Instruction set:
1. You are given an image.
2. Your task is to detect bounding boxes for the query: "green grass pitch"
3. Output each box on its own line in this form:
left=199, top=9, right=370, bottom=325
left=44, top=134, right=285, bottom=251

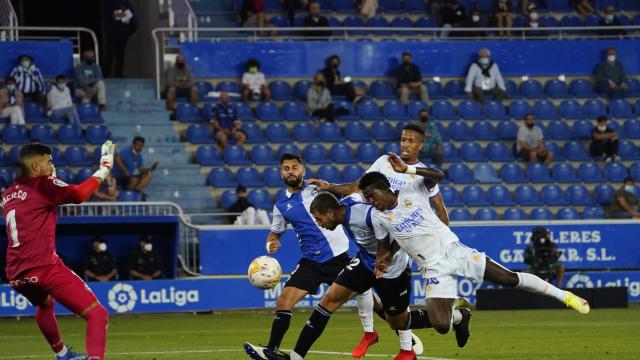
left=1, top=307, right=639, bottom=359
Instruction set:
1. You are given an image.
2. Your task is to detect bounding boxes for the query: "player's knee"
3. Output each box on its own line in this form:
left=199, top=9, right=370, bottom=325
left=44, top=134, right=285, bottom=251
left=502, top=271, right=519, bottom=287
left=85, top=303, right=109, bottom=326
left=319, top=292, right=344, bottom=312
left=275, top=295, right=294, bottom=310
left=432, top=317, right=451, bottom=334
left=384, top=314, right=406, bottom=330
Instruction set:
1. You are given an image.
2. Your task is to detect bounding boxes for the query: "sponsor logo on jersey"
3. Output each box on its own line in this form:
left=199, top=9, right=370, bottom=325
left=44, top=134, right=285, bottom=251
left=394, top=208, right=425, bottom=233
left=403, top=199, right=412, bottom=208
left=286, top=203, right=293, bottom=211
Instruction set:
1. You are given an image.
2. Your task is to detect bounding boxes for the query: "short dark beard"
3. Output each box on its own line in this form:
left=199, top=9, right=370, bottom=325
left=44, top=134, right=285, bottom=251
left=284, top=176, right=303, bottom=189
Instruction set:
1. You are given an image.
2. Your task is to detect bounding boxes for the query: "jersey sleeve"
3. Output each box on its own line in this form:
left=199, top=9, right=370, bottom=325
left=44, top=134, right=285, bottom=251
left=345, top=192, right=365, bottom=203
left=366, top=155, right=386, bottom=173
left=371, top=211, right=390, bottom=241
left=270, top=204, right=287, bottom=234
left=408, top=179, right=440, bottom=198
left=37, top=176, right=100, bottom=206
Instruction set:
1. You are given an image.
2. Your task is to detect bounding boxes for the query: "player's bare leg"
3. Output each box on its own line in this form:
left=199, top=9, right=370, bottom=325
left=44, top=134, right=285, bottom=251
left=427, top=297, right=471, bottom=347
left=483, top=257, right=590, bottom=314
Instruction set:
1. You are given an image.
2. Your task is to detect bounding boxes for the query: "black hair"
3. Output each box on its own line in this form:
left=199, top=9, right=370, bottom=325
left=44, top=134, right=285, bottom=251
left=18, top=143, right=52, bottom=175
left=4, top=76, right=16, bottom=83
left=327, top=55, right=340, bottom=66
left=624, top=176, right=635, bottom=184
left=140, top=234, right=152, bottom=243
left=310, top=192, right=341, bottom=214
left=236, top=185, right=248, bottom=193
left=18, top=54, right=33, bottom=62
left=246, top=58, right=260, bottom=70
left=133, top=136, right=145, bottom=144
left=402, top=52, right=412, bottom=58
left=55, top=74, right=66, bottom=82
left=596, top=115, right=608, bottom=123
left=358, top=171, right=391, bottom=191
left=91, top=235, right=105, bottom=243
left=280, top=152, right=303, bottom=164
left=402, top=123, right=425, bottom=138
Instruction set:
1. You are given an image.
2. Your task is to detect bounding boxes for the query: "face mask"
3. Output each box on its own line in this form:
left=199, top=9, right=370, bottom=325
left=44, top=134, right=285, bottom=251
left=403, top=60, right=411, bottom=65
left=530, top=12, right=539, bottom=20
left=332, top=63, right=339, bottom=69
left=316, top=80, right=325, bottom=87
left=420, top=115, right=428, bottom=123
left=607, top=55, right=616, bottom=63
left=605, top=14, right=614, bottom=22
left=176, top=62, right=185, bottom=69
left=144, top=243, right=153, bottom=252
left=625, top=185, right=635, bottom=193
left=85, top=58, right=95, bottom=65
left=57, top=83, right=66, bottom=91
left=98, top=243, right=107, bottom=252
left=530, top=21, right=539, bottom=28
left=472, top=15, right=480, bottom=22
left=248, top=66, right=258, bottom=74
left=526, top=123, right=535, bottom=129
left=479, top=57, right=490, bottom=66
left=597, top=125, right=607, bottom=131
left=21, top=60, right=31, bottom=68
left=6, top=84, right=15, bottom=91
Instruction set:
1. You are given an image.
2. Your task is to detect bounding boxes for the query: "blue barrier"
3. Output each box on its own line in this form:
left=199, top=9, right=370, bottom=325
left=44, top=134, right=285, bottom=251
left=181, top=39, right=640, bottom=78
left=199, top=223, right=640, bottom=275
left=0, top=41, right=74, bottom=78
left=1, top=270, right=638, bottom=316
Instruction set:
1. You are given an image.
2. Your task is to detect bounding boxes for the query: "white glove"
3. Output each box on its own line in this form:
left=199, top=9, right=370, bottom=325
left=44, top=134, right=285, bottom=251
left=93, top=140, right=115, bottom=181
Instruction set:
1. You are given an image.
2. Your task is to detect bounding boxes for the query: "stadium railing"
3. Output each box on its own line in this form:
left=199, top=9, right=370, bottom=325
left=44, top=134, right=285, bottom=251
left=0, top=0, right=18, bottom=41
left=167, top=0, right=198, bottom=42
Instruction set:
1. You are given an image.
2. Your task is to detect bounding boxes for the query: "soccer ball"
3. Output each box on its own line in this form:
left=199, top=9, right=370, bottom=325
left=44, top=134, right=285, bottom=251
left=248, top=256, right=282, bottom=289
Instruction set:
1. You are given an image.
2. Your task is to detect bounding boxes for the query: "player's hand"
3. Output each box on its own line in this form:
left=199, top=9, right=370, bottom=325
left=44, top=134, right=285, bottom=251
left=374, top=257, right=390, bottom=279
left=266, top=239, right=281, bottom=253
left=387, top=152, right=408, bottom=173
left=93, top=141, right=115, bottom=181
left=306, top=178, right=330, bottom=191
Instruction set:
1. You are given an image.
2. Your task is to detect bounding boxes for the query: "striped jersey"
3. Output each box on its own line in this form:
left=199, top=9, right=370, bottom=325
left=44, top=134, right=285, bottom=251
left=10, top=65, right=46, bottom=94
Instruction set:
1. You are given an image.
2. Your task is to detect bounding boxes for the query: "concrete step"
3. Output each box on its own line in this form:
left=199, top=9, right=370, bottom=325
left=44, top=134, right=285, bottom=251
left=104, top=110, right=169, bottom=123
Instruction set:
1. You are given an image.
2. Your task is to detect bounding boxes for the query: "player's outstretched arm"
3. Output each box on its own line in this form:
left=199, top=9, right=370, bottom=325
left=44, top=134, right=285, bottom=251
left=387, top=152, right=444, bottom=186
left=306, top=178, right=359, bottom=196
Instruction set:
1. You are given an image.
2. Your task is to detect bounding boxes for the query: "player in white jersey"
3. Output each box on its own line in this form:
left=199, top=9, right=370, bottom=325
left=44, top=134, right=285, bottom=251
left=359, top=155, right=590, bottom=344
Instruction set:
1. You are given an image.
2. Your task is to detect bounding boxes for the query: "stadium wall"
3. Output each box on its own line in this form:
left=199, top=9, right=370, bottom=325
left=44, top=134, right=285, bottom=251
left=0, top=40, right=74, bottom=78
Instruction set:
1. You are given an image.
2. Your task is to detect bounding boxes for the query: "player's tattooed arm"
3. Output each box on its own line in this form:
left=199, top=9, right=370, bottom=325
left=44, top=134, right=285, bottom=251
left=387, top=152, right=444, bottom=186
left=266, top=232, right=283, bottom=253
left=429, top=193, right=450, bottom=226
left=306, top=178, right=359, bottom=196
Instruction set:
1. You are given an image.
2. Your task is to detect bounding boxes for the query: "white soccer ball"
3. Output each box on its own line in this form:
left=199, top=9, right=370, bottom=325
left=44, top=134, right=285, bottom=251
left=248, top=256, right=282, bottom=289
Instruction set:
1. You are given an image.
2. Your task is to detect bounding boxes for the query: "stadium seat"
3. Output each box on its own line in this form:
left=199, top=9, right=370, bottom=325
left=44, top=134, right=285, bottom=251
left=483, top=101, right=509, bottom=120
left=458, top=100, right=483, bottom=120
left=367, top=17, right=392, bottom=35
left=631, top=163, right=640, bottom=180
left=594, top=184, right=615, bottom=205
left=77, top=103, right=103, bottom=123
left=369, top=80, right=395, bottom=100
left=415, top=16, right=438, bottom=34
left=487, top=185, right=515, bottom=206
left=624, top=119, right=640, bottom=139
left=609, top=99, right=635, bottom=119
left=263, top=167, right=282, bottom=187
left=527, top=163, right=553, bottom=183
left=405, top=0, right=426, bottom=12
left=545, top=79, right=570, bottom=98
left=500, top=163, right=527, bottom=183
left=0, top=167, right=15, bottom=185
left=391, top=16, right=414, bottom=31
left=625, top=78, right=640, bottom=96
left=557, top=207, right=581, bottom=220
left=545, top=120, right=571, bottom=140
left=584, top=99, right=608, bottom=118
left=256, top=101, right=281, bottom=121
left=292, top=123, right=319, bottom=143
left=605, top=162, right=628, bottom=182
left=520, top=80, right=545, bottom=99
left=568, top=184, right=593, bottom=205
left=223, top=145, right=251, bottom=165
left=382, top=143, right=401, bottom=155
left=282, top=101, right=308, bottom=121
left=442, top=142, right=460, bottom=162
left=461, top=142, right=487, bottom=162
left=248, top=189, right=273, bottom=210
left=317, top=165, right=343, bottom=183
left=371, top=121, right=396, bottom=141
left=579, top=163, right=605, bottom=182
left=2, top=124, right=29, bottom=144
left=24, top=102, right=47, bottom=123
left=539, top=15, right=560, bottom=27
left=29, top=124, right=57, bottom=144
left=50, top=146, right=66, bottom=166
left=449, top=208, right=472, bottom=221
left=503, top=208, right=526, bottom=220
left=447, top=121, right=474, bottom=141
left=237, top=167, right=264, bottom=187
left=241, top=123, right=266, bottom=144
left=439, top=186, right=462, bottom=206
left=585, top=14, right=602, bottom=26
left=504, top=79, right=521, bottom=99
left=383, top=100, right=410, bottom=121
left=569, top=79, right=597, bottom=98
left=318, top=122, right=345, bottom=142
left=448, top=164, right=475, bottom=184
left=607, top=120, right=623, bottom=137
left=509, top=100, right=531, bottom=120
left=194, top=81, right=214, bottom=101
left=472, top=121, right=497, bottom=140
left=187, top=124, right=213, bottom=144
left=530, top=207, right=552, bottom=220
left=572, top=120, right=594, bottom=140
left=200, top=102, right=215, bottom=121
left=487, top=142, right=514, bottom=162
left=7, top=146, right=20, bottom=165
left=331, top=143, right=357, bottom=164
left=277, top=144, right=300, bottom=160
left=209, top=168, right=237, bottom=187
left=357, top=100, right=384, bottom=120
left=176, top=103, right=200, bottom=123
left=58, top=125, right=85, bottom=145
left=431, top=101, right=456, bottom=120
left=343, top=165, right=365, bottom=183
left=216, top=81, right=241, bottom=94
left=73, top=168, right=94, bottom=184
left=220, top=190, right=237, bottom=209
left=117, top=191, right=142, bottom=202
left=424, top=80, right=445, bottom=99
left=251, top=144, right=278, bottom=165
left=0, top=148, right=7, bottom=166
left=334, top=100, right=359, bottom=121
left=475, top=208, right=498, bottom=221
left=266, top=123, right=292, bottom=143
left=407, top=100, right=429, bottom=119
left=496, top=120, right=518, bottom=140
left=85, top=125, right=110, bottom=145
left=303, top=144, right=331, bottom=164
left=444, top=80, right=466, bottom=99
left=515, top=185, right=541, bottom=206
left=379, top=0, right=404, bottom=12
left=582, top=206, right=605, bottom=219
left=560, top=15, right=584, bottom=29
left=269, top=81, right=294, bottom=101
left=619, top=140, right=640, bottom=160
left=293, top=80, right=312, bottom=100
left=196, top=146, right=224, bottom=165
left=533, top=100, right=560, bottom=120
left=342, top=122, right=371, bottom=143
left=234, top=102, right=255, bottom=121
left=543, top=141, right=564, bottom=161
left=65, top=146, right=92, bottom=166
left=559, top=100, right=585, bottom=119
left=564, top=141, right=590, bottom=160
left=474, top=163, right=500, bottom=183
left=552, top=163, right=579, bottom=183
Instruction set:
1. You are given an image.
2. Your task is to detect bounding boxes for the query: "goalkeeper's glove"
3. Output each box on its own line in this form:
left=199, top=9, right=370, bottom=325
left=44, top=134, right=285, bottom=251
left=93, top=140, right=115, bottom=181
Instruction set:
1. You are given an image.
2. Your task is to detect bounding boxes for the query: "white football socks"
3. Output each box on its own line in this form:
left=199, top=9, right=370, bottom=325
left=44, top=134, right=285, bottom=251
left=516, top=272, right=567, bottom=302
left=55, top=346, right=68, bottom=357
left=356, top=289, right=375, bottom=333
left=452, top=309, right=462, bottom=325
left=398, top=330, right=413, bottom=351
left=290, top=351, right=304, bottom=360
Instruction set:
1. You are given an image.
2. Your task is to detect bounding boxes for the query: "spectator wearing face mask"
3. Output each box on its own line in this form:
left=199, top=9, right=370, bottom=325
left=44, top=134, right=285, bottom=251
left=0, top=77, right=25, bottom=125
left=517, top=113, right=553, bottom=165
left=598, top=6, right=625, bottom=37
left=465, top=48, right=506, bottom=104
left=595, top=48, right=627, bottom=99
left=524, top=9, right=547, bottom=37
left=113, top=136, right=157, bottom=193
left=84, top=236, right=118, bottom=282
left=570, top=0, right=593, bottom=17
left=308, top=72, right=335, bottom=122
left=605, top=177, right=640, bottom=219
left=47, top=75, right=81, bottom=127
left=461, top=10, right=485, bottom=37
left=165, top=53, right=198, bottom=111
left=227, top=185, right=270, bottom=225
left=491, top=0, right=513, bottom=36
left=74, top=49, right=106, bottom=111
left=242, top=58, right=271, bottom=102
left=590, top=115, right=619, bottom=162
left=320, top=55, right=365, bottom=103
left=10, top=54, right=46, bottom=105
left=129, top=235, right=163, bottom=280
left=395, top=52, right=428, bottom=105
left=302, top=1, right=331, bottom=39
left=416, top=109, right=443, bottom=165
left=440, top=0, right=467, bottom=37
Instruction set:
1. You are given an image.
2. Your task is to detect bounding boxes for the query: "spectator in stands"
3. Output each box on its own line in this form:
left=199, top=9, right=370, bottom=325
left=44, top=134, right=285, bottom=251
left=284, top=0, right=308, bottom=26
left=302, top=1, right=331, bottom=39
left=440, top=0, right=467, bottom=37
left=358, top=0, right=378, bottom=21
left=395, top=52, right=428, bottom=105
left=517, top=113, right=553, bottom=166
left=321, top=55, right=364, bottom=103
left=308, top=72, right=335, bottom=122
left=47, top=75, right=81, bottom=127
left=10, top=54, right=46, bottom=105
left=102, top=0, right=137, bottom=78
left=605, top=177, right=640, bottom=219
left=129, top=235, right=163, bottom=280
left=430, top=0, right=447, bottom=25
left=465, top=48, right=507, bottom=104
left=227, top=185, right=271, bottom=225
left=92, top=174, right=119, bottom=201
left=598, top=7, right=626, bottom=37
left=0, top=76, right=25, bottom=125
left=240, top=0, right=266, bottom=27
left=595, top=48, right=628, bottom=99
left=492, top=0, right=513, bottom=36
left=590, top=115, right=620, bottom=162
left=113, top=136, right=157, bottom=193
left=84, top=236, right=118, bottom=282
left=460, top=9, right=485, bottom=37
left=75, top=49, right=107, bottom=111
left=417, top=109, right=443, bottom=165
left=212, top=91, right=246, bottom=148
left=242, top=58, right=271, bottom=102
left=165, top=53, right=198, bottom=111
left=570, top=0, right=593, bottom=17
left=524, top=227, right=564, bottom=287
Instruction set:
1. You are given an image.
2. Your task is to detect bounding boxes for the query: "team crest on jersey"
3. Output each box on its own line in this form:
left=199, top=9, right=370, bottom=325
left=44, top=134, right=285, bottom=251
left=52, top=178, right=68, bottom=187
left=403, top=199, right=413, bottom=208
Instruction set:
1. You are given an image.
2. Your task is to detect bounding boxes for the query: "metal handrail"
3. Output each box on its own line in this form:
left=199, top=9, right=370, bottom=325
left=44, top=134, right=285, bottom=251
left=0, top=0, right=18, bottom=41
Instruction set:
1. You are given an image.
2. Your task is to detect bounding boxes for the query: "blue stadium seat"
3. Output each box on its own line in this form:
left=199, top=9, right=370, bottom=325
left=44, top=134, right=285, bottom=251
left=607, top=120, right=623, bottom=137
left=472, top=121, right=497, bottom=140
left=269, top=81, right=294, bottom=101
left=383, top=100, right=409, bottom=121
left=552, top=163, right=579, bottom=183
left=407, top=100, right=429, bottom=119
left=331, top=143, right=357, bottom=164
left=415, top=16, right=438, bottom=33
left=530, top=207, right=552, bottom=220
left=117, top=191, right=142, bottom=202
left=379, top=0, right=404, bottom=12
left=196, top=146, right=224, bottom=165
left=424, top=80, right=445, bottom=99
left=2, top=125, right=29, bottom=144
left=572, top=120, right=593, bottom=140
left=293, top=80, right=312, bottom=100
left=0, top=167, right=14, bottom=185
left=557, top=207, right=581, bottom=220
left=509, top=100, right=531, bottom=120
left=533, top=100, right=560, bottom=120
left=519, top=80, right=545, bottom=99
left=357, top=100, right=384, bottom=120
left=619, top=140, right=640, bottom=160
left=568, top=184, right=593, bottom=205
left=442, top=142, right=460, bottom=162
left=475, top=208, right=498, bottom=221
left=543, top=141, right=565, bottom=161
left=560, top=15, right=584, bottom=29
left=248, top=189, right=273, bottom=210
left=187, top=124, right=212, bottom=144
left=77, top=103, right=103, bottom=123
left=631, top=162, right=640, bottom=180
left=209, top=168, right=237, bottom=187
left=251, top=144, right=278, bottom=165
left=0, top=148, right=7, bottom=166
left=334, top=100, right=359, bottom=121
left=461, top=142, right=487, bottom=162
left=501, top=163, right=527, bottom=183
left=579, top=163, right=605, bottom=182
left=345, top=122, right=372, bottom=142
left=266, top=123, right=292, bottom=143
left=7, top=146, right=20, bottom=165
left=604, top=162, right=627, bottom=182
left=449, top=208, right=472, bottom=221
left=371, top=121, right=396, bottom=141
left=496, top=120, right=518, bottom=140
left=405, top=0, right=427, bottom=12
left=624, top=119, right=640, bottom=139
left=73, top=168, right=94, bottom=184
left=473, top=163, right=500, bottom=183
left=382, top=142, right=401, bottom=155
left=483, top=101, right=509, bottom=120
left=367, top=17, right=392, bottom=35
left=293, top=123, right=319, bottom=143
left=488, top=185, right=515, bottom=206
left=594, top=184, right=615, bottom=205
left=319, top=122, right=345, bottom=142
left=487, top=142, right=514, bottom=162
left=391, top=16, right=414, bottom=31
left=317, top=165, right=343, bottom=183
left=333, top=0, right=357, bottom=12
left=609, top=99, right=635, bottom=119
left=30, top=124, right=57, bottom=144
left=584, top=99, right=608, bottom=118
left=582, top=206, right=605, bottom=219
left=625, top=78, right=640, bottom=96
left=229, top=102, right=252, bottom=122
left=58, top=125, right=85, bottom=145
left=85, top=125, right=110, bottom=145
left=65, top=146, right=92, bottom=166
left=220, top=190, right=237, bottom=209
left=549, top=0, right=573, bottom=10
left=539, top=15, right=560, bottom=27
left=216, top=81, right=241, bottom=94
left=569, top=79, right=597, bottom=98
left=369, top=80, right=396, bottom=99
left=515, top=185, right=542, bottom=205
left=545, top=79, right=571, bottom=98
left=277, top=144, right=300, bottom=160
left=448, top=164, right=475, bottom=184
left=223, top=145, right=251, bottom=165
left=303, top=144, right=331, bottom=164
left=546, top=120, right=571, bottom=140
left=24, top=102, right=47, bottom=123
left=263, top=167, right=282, bottom=187
left=564, top=141, right=590, bottom=160
left=504, top=79, right=522, bottom=99
left=282, top=101, right=308, bottom=121
left=504, top=208, right=527, bottom=220
left=458, top=100, right=483, bottom=120
left=241, top=123, right=266, bottom=144
left=447, top=121, right=474, bottom=141
left=527, top=163, right=553, bottom=183
left=444, top=80, right=466, bottom=99
left=433, top=122, right=448, bottom=141
left=585, top=14, right=602, bottom=26
left=439, top=186, right=463, bottom=206
left=50, top=146, right=66, bottom=166
left=194, top=81, right=214, bottom=101
left=343, top=165, right=365, bottom=182
left=352, top=80, right=368, bottom=93
left=256, top=101, right=281, bottom=121
left=237, top=167, right=264, bottom=187
left=559, top=100, right=585, bottom=119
